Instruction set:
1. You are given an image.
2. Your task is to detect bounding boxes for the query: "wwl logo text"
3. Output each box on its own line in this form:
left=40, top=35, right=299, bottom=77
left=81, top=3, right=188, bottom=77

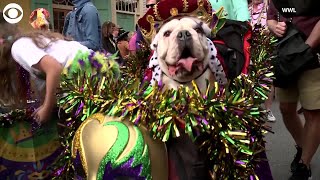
left=281, top=8, right=296, bottom=13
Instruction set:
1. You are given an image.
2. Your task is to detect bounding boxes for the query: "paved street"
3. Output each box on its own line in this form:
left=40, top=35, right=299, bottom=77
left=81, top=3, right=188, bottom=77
left=265, top=100, right=320, bottom=180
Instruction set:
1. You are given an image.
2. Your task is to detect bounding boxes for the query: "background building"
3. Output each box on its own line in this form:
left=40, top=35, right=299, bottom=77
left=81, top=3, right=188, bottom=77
left=1, top=0, right=146, bottom=32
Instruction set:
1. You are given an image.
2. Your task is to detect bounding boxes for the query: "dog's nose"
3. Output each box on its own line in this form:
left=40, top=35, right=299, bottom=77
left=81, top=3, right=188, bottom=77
left=177, top=30, right=192, bottom=41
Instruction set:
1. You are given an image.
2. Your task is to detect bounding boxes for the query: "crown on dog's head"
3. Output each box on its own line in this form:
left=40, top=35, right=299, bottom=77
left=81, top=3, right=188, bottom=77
left=137, top=0, right=213, bottom=43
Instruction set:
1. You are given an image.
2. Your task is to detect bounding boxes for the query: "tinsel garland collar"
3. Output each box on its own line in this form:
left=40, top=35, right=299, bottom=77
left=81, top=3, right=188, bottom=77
left=148, top=38, right=227, bottom=85
left=52, top=28, right=277, bottom=179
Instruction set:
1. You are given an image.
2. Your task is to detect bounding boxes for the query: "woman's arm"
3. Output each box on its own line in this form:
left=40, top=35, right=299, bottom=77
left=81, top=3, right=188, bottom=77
left=32, top=55, right=63, bottom=123
left=33, top=55, right=63, bottom=110
left=305, top=20, right=320, bottom=49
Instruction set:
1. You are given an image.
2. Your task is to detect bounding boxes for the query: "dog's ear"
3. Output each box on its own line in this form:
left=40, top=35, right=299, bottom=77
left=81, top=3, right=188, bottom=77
left=150, top=33, right=160, bottom=51
left=202, top=23, right=212, bottom=38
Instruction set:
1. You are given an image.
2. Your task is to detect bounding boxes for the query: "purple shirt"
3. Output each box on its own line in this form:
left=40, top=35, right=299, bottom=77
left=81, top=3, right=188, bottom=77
left=128, top=32, right=137, bottom=51
left=128, top=27, right=144, bottom=51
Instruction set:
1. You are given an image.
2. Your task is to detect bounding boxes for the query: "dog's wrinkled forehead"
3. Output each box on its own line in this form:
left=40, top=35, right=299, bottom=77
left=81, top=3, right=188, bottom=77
left=151, top=17, right=211, bottom=50
left=159, top=17, right=211, bottom=35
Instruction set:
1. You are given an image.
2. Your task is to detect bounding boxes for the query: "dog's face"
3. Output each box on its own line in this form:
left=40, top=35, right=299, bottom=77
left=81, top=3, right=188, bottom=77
left=151, top=17, right=212, bottom=83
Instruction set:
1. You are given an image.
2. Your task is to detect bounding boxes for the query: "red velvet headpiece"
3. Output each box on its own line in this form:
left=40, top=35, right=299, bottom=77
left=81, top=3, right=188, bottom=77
left=137, top=0, right=213, bottom=43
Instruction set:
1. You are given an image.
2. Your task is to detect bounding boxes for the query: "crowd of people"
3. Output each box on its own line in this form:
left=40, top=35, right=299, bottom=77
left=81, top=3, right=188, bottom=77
left=0, top=0, right=319, bottom=179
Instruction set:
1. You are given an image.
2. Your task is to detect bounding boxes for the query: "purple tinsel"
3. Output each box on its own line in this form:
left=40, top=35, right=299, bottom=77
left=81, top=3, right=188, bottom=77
left=75, top=102, right=84, bottom=116
left=52, top=165, right=66, bottom=176
left=134, top=114, right=142, bottom=125
left=78, top=59, right=85, bottom=67
left=17, top=65, right=44, bottom=132
left=92, top=60, right=102, bottom=69
left=17, top=65, right=31, bottom=100
left=88, top=51, right=95, bottom=60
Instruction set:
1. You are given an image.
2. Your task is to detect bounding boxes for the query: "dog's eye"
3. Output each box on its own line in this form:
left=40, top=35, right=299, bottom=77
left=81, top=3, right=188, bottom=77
left=194, top=28, right=203, bottom=34
left=164, top=31, right=171, bottom=37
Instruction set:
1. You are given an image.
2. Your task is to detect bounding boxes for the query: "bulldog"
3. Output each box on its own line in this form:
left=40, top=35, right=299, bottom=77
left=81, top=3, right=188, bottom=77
left=149, top=17, right=227, bottom=93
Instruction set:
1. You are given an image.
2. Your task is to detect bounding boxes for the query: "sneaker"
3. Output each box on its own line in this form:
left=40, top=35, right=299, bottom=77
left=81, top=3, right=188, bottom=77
left=289, top=162, right=311, bottom=180
left=291, top=145, right=302, bottom=172
left=266, top=110, right=276, bottom=122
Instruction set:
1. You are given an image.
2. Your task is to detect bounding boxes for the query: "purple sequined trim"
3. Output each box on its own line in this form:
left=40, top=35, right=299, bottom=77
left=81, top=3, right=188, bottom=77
left=103, top=157, right=146, bottom=180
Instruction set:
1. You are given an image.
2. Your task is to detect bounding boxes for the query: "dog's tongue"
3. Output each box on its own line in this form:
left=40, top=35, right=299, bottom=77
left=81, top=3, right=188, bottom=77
left=168, top=57, right=198, bottom=76
left=178, top=57, right=198, bottom=71
left=168, top=66, right=178, bottom=76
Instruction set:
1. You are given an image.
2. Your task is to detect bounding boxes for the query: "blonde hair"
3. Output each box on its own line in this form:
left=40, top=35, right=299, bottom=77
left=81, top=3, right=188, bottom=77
left=0, top=16, right=22, bottom=107
left=0, top=13, right=66, bottom=107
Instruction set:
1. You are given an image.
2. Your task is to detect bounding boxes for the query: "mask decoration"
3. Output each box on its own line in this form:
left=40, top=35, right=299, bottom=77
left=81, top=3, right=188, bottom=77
left=29, top=8, right=50, bottom=30
left=72, top=114, right=168, bottom=180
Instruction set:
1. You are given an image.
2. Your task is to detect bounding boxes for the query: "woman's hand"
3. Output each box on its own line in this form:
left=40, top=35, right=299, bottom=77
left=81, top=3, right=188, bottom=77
left=274, top=22, right=287, bottom=37
left=31, top=55, right=63, bottom=124
left=267, top=20, right=287, bottom=38
left=32, top=105, right=52, bottom=124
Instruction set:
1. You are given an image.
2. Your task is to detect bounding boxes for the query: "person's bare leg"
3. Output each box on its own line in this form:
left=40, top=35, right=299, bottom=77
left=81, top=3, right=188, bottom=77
left=279, top=102, right=303, bottom=146
left=265, top=86, right=274, bottom=110
left=300, top=110, right=320, bottom=165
